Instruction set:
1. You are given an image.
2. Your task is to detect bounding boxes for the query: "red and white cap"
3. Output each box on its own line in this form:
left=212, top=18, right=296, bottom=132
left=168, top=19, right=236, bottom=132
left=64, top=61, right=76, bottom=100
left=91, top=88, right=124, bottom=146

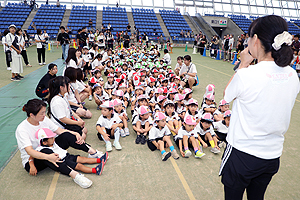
left=138, top=105, right=150, bottom=115
left=158, top=74, right=164, bottom=79
left=186, top=98, right=198, bottom=106
left=168, top=88, right=177, bottom=94
left=184, top=115, right=197, bottom=125
left=161, top=77, right=168, bottom=82
left=219, top=99, right=229, bottom=106
left=205, top=84, right=215, bottom=93
left=154, top=88, right=163, bottom=94
left=174, top=93, right=184, bottom=101
left=35, top=128, right=56, bottom=143
left=154, top=112, right=166, bottom=121
left=135, top=86, right=144, bottom=91
left=157, top=95, right=167, bottom=102
left=113, top=89, right=124, bottom=97
left=223, top=110, right=232, bottom=118
left=100, top=101, right=114, bottom=108
left=89, top=77, right=97, bottom=84
left=173, top=76, right=180, bottom=80
left=107, top=73, right=114, bottom=78
left=115, top=78, right=122, bottom=83
left=205, top=93, right=215, bottom=101
left=137, top=94, right=147, bottom=101
left=115, top=67, right=122, bottom=72
left=113, top=99, right=123, bottom=107
left=120, top=73, right=126, bottom=80
left=119, top=83, right=127, bottom=88
left=133, top=75, right=140, bottom=86
left=169, top=82, right=177, bottom=89
left=152, top=69, right=158, bottom=73
left=148, top=77, right=156, bottom=82
left=182, top=88, right=192, bottom=96
left=201, top=113, right=214, bottom=122
left=162, top=87, right=168, bottom=94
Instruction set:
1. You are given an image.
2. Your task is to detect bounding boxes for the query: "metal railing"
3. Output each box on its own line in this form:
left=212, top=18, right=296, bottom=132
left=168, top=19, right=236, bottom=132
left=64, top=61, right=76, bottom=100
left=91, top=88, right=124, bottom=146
left=196, top=13, right=220, bottom=38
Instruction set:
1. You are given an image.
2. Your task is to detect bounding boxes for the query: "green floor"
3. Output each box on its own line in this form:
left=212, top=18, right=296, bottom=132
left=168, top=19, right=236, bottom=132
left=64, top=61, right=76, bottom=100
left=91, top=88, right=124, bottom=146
left=0, top=47, right=299, bottom=200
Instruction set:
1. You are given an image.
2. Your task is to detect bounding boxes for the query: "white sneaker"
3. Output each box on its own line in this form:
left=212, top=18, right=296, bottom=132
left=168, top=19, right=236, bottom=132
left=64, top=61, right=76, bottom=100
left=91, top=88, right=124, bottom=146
left=43, top=62, right=46, bottom=65
left=88, top=95, right=92, bottom=101
left=113, top=141, right=122, bottom=150
left=124, top=128, right=130, bottom=136
left=88, top=149, right=104, bottom=158
left=210, top=147, right=221, bottom=154
left=7, top=67, right=11, bottom=71
left=73, top=173, right=92, bottom=189
left=120, top=129, right=126, bottom=137
left=106, top=141, right=112, bottom=152
left=39, top=63, right=43, bottom=66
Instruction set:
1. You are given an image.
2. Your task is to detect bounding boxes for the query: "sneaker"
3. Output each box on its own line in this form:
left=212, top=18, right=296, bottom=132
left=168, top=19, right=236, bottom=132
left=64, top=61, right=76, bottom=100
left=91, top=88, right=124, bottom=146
left=210, top=147, right=221, bottom=154
left=95, top=162, right=104, bottom=175
left=124, top=128, right=130, bottom=136
left=162, top=152, right=171, bottom=161
left=113, top=141, right=122, bottom=150
left=218, top=141, right=226, bottom=148
left=88, top=95, right=92, bottom=101
left=135, top=135, right=141, bottom=144
left=171, top=149, right=180, bottom=160
left=43, top=62, right=46, bottom=65
left=7, top=67, right=11, bottom=71
left=16, top=74, right=24, bottom=79
left=195, top=151, right=206, bottom=159
left=88, top=149, right=104, bottom=159
left=26, top=64, right=32, bottom=67
left=120, top=129, right=126, bottom=137
left=73, top=173, right=92, bottom=189
left=106, top=141, right=112, bottom=152
left=100, top=152, right=108, bottom=165
left=140, top=135, right=146, bottom=145
left=11, top=77, right=20, bottom=81
left=184, top=150, right=192, bottom=158
left=39, top=63, right=43, bottom=66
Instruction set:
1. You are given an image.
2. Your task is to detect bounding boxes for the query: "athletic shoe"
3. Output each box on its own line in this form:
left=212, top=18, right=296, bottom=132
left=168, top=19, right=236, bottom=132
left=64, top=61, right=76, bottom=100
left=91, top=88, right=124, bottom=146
left=120, top=129, right=126, bottom=137
left=26, top=64, right=32, bottom=67
left=43, top=62, right=46, bottom=65
left=218, top=141, right=226, bottom=148
left=39, top=63, right=43, bottom=66
left=16, top=74, right=24, bottom=79
left=210, top=147, right=221, bottom=154
left=184, top=150, right=192, bottom=158
left=195, top=151, right=206, bottom=159
left=73, top=173, right=92, bottom=189
left=140, top=135, right=146, bottom=145
left=88, top=149, right=104, bottom=158
left=88, top=95, right=92, bottom=101
left=95, top=162, right=104, bottom=175
left=106, top=141, right=112, bottom=152
left=135, top=135, right=141, bottom=144
left=113, top=141, right=122, bottom=150
left=100, top=152, right=108, bottom=165
left=162, top=152, right=171, bottom=161
left=171, top=149, right=180, bottom=160
left=11, top=77, right=20, bottom=81
left=124, top=128, right=130, bottom=136
left=7, top=67, right=11, bottom=71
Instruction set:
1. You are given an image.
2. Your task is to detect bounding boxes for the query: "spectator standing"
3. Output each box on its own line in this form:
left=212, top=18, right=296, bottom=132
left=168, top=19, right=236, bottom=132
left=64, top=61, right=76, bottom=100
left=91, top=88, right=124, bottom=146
left=123, top=31, right=130, bottom=48
left=2, top=29, right=11, bottom=71
left=159, top=34, right=164, bottom=50
left=57, top=26, right=70, bottom=61
left=35, top=29, right=46, bottom=66
left=291, top=34, right=300, bottom=53
left=16, top=28, right=32, bottom=67
left=127, top=23, right=131, bottom=32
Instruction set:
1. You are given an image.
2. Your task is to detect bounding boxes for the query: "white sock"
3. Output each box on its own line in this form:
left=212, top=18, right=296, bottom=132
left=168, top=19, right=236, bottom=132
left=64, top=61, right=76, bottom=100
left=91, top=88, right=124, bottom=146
left=114, top=128, right=120, bottom=143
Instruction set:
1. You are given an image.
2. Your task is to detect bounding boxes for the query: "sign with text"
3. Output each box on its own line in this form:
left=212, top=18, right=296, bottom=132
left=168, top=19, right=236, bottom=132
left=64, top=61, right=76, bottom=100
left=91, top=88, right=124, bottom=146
left=203, top=16, right=228, bottom=27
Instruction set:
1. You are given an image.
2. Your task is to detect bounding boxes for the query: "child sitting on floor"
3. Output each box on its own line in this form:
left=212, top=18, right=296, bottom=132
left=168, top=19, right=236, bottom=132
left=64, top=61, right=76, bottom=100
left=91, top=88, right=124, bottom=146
left=214, top=99, right=230, bottom=121
left=213, top=110, right=231, bottom=144
left=164, top=100, right=181, bottom=136
left=147, top=112, right=180, bottom=161
left=93, top=84, right=109, bottom=109
left=113, top=99, right=130, bottom=137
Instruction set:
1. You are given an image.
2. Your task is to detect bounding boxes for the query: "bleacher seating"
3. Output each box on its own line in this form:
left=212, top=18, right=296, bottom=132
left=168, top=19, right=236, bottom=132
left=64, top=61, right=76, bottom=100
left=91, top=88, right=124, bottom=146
left=287, top=21, right=300, bottom=35
left=205, top=14, right=225, bottom=17
left=0, top=3, right=31, bottom=33
left=102, top=7, right=128, bottom=36
left=68, top=5, right=96, bottom=37
left=159, top=10, right=192, bottom=42
left=132, top=8, right=164, bottom=41
left=228, top=14, right=251, bottom=33
left=27, top=4, right=66, bottom=38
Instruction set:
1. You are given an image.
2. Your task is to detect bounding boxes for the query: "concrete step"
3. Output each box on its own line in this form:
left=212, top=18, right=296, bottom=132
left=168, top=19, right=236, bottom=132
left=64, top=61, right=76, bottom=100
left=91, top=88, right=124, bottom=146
left=155, top=13, right=170, bottom=40
left=183, top=15, right=198, bottom=36
left=22, top=9, right=38, bottom=30
left=126, top=12, right=135, bottom=33
left=96, top=10, right=102, bottom=30
left=60, top=9, right=71, bottom=29
left=192, top=16, right=214, bottom=40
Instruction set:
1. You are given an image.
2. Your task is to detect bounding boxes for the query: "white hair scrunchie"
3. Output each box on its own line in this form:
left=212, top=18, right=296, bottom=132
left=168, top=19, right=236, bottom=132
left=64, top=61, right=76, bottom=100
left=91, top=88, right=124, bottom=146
left=272, top=31, right=293, bottom=51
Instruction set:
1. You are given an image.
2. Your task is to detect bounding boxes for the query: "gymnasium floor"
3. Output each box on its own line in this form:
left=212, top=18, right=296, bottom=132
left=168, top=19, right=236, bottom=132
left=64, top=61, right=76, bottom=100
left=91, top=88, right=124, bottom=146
left=0, top=46, right=299, bottom=200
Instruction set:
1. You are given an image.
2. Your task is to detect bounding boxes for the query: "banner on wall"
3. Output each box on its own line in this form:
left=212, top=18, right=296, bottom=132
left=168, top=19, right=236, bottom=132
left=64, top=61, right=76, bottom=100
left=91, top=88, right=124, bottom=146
left=203, top=17, right=228, bottom=27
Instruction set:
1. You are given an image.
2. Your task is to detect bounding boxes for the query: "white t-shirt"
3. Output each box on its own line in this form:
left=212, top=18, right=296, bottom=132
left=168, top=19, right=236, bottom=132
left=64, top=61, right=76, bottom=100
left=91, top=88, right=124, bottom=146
left=2, top=36, right=8, bottom=52
left=175, top=63, right=184, bottom=70
left=213, top=120, right=228, bottom=134
left=163, top=53, right=171, bottom=65
left=175, top=126, right=198, bottom=140
left=88, top=33, right=95, bottom=42
left=36, top=142, right=67, bottom=160
left=224, top=61, right=300, bottom=159
left=179, top=63, right=197, bottom=80
left=96, top=113, right=122, bottom=129
left=132, top=115, right=154, bottom=126
left=15, top=117, right=58, bottom=167
left=67, top=59, right=79, bottom=69
left=148, top=125, right=171, bottom=141
left=102, top=52, right=109, bottom=62
left=92, top=59, right=102, bottom=70
left=97, top=35, right=105, bottom=47
left=67, top=85, right=78, bottom=104
left=50, top=95, right=71, bottom=129
left=195, top=123, right=215, bottom=136
left=35, top=34, right=45, bottom=49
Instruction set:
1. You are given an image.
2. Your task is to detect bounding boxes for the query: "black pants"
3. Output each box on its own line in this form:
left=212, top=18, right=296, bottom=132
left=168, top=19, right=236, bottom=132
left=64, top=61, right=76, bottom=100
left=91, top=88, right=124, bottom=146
left=24, top=132, right=90, bottom=175
left=5, top=51, right=11, bottom=67
left=37, top=47, right=45, bottom=63
left=220, top=144, right=279, bottom=200
left=21, top=50, right=29, bottom=65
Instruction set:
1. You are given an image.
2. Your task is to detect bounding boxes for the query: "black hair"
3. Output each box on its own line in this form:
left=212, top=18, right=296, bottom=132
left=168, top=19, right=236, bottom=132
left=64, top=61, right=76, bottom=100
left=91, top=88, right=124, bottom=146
left=22, top=99, right=47, bottom=117
left=37, top=29, right=42, bottom=35
left=60, top=26, right=65, bottom=30
left=76, top=68, right=84, bottom=81
left=248, top=15, right=293, bottom=67
left=64, top=67, right=77, bottom=82
left=16, top=28, right=22, bottom=35
left=47, top=76, right=70, bottom=116
left=65, top=48, right=77, bottom=65
left=177, top=56, right=183, bottom=61
left=48, top=63, right=57, bottom=71
left=200, top=119, right=212, bottom=124
left=3, top=29, right=9, bottom=36
left=77, top=28, right=82, bottom=33
left=40, top=138, right=49, bottom=146
left=164, top=103, right=175, bottom=108
left=184, top=55, right=192, bottom=62
left=164, top=49, right=168, bottom=54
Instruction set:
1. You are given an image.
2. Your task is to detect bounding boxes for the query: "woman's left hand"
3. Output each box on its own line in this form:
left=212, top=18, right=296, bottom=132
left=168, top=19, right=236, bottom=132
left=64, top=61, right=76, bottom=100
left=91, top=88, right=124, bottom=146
left=75, top=133, right=84, bottom=144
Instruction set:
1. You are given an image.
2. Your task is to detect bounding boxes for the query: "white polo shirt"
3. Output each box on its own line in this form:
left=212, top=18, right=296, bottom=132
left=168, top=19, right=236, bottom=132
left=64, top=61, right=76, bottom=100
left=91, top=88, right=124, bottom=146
left=213, top=120, right=228, bottom=134
left=148, top=125, right=171, bottom=141
left=179, top=63, right=197, bottom=80
left=96, top=113, right=122, bottom=129
left=175, top=126, right=198, bottom=140
left=224, top=61, right=300, bottom=159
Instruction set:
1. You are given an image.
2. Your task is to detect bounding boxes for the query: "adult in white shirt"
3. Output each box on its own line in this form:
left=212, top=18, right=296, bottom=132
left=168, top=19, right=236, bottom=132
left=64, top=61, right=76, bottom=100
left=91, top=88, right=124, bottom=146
left=48, top=76, right=88, bottom=139
left=220, top=15, right=300, bottom=200
left=16, top=28, right=31, bottom=67
left=15, top=98, right=103, bottom=179
left=163, top=49, right=171, bottom=66
left=179, top=55, right=198, bottom=89
left=97, top=32, right=105, bottom=49
left=35, top=29, right=46, bottom=65
left=2, top=29, right=11, bottom=70
left=228, top=34, right=234, bottom=61
left=63, top=48, right=83, bottom=75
